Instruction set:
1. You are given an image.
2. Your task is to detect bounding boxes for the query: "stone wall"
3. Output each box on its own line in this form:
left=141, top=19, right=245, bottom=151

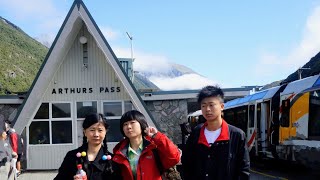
left=145, top=99, right=188, bottom=144
left=0, top=104, right=20, bottom=123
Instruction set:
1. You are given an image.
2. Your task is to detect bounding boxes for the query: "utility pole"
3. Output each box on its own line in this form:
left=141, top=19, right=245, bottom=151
left=298, top=67, right=311, bottom=80
left=126, top=32, right=134, bottom=82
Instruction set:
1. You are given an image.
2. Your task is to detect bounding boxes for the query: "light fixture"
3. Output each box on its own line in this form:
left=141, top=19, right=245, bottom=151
left=79, top=36, right=87, bottom=44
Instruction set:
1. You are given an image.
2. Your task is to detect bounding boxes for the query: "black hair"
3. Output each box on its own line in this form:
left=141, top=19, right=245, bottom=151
left=80, top=113, right=114, bottom=174
left=120, top=110, right=148, bottom=137
left=197, top=85, right=224, bottom=104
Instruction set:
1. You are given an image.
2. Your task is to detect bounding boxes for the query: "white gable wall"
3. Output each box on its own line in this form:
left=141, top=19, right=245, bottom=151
left=43, top=26, right=130, bottom=101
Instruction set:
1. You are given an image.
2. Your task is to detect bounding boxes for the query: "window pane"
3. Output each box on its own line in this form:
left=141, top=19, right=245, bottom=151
left=280, top=100, right=290, bottom=127
left=52, top=103, right=71, bottom=118
left=52, top=121, right=72, bottom=144
left=106, top=119, right=123, bottom=142
left=34, top=103, right=49, bottom=119
left=77, top=101, right=97, bottom=118
left=308, top=90, right=320, bottom=139
left=103, top=102, right=122, bottom=117
left=29, top=121, right=50, bottom=144
left=249, top=105, right=255, bottom=127
left=124, top=101, right=133, bottom=112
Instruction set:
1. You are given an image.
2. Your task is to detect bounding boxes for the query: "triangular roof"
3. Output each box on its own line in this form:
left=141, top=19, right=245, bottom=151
left=13, top=0, right=157, bottom=133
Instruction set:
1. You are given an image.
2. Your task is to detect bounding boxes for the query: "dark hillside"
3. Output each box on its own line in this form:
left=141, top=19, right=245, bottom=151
left=284, top=52, right=320, bottom=83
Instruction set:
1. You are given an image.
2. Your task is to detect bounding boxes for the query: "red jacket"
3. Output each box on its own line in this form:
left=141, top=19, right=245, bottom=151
left=113, top=132, right=180, bottom=180
left=8, top=129, right=18, bottom=153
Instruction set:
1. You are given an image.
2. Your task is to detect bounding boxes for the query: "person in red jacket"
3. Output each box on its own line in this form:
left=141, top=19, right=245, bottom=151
left=113, top=110, right=181, bottom=180
left=5, top=120, right=23, bottom=177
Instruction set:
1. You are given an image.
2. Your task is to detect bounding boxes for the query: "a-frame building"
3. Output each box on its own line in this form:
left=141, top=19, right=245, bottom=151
left=13, top=0, right=157, bottom=169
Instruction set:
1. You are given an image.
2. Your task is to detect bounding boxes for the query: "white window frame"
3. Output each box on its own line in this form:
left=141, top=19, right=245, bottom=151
left=28, top=101, right=73, bottom=146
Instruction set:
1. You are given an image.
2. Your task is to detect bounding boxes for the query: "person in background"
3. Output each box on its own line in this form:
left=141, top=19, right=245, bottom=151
left=5, top=120, right=23, bottom=177
left=54, top=113, right=121, bottom=180
left=182, top=85, right=250, bottom=180
left=0, top=119, right=17, bottom=180
left=113, top=110, right=181, bottom=180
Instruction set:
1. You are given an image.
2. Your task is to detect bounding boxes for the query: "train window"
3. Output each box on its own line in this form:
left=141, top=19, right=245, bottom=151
left=249, top=105, right=255, bottom=128
left=280, top=99, right=290, bottom=127
left=257, top=104, right=261, bottom=137
left=309, top=91, right=320, bottom=139
left=234, top=107, right=248, bottom=133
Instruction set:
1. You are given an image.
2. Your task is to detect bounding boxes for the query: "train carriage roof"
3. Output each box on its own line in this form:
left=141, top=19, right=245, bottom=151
left=281, top=75, right=320, bottom=96
left=302, top=75, right=320, bottom=93
left=262, top=86, right=281, bottom=100
left=224, top=85, right=282, bottom=110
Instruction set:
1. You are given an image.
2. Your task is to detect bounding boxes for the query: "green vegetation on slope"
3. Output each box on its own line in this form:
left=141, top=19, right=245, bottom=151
left=0, top=17, right=48, bottom=94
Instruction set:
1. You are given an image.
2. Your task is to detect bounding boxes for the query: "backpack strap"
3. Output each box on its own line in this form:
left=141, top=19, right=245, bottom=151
left=152, top=149, right=164, bottom=174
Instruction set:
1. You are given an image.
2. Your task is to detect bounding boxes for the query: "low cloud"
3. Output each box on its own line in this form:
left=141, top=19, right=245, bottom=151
left=100, top=27, right=119, bottom=41
left=255, top=5, right=320, bottom=81
left=149, top=74, right=215, bottom=91
left=34, top=33, right=56, bottom=48
left=0, top=0, right=59, bottom=20
left=112, top=47, right=216, bottom=90
left=113, top=47, right=172, bottom=74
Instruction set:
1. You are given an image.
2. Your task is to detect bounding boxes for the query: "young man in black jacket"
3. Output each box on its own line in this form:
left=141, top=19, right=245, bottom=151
left=182, top=85, right=250, bottom=180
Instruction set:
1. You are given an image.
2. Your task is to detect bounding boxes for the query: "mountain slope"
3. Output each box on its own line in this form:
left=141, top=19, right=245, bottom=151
left=284, top=52, right=320, bottom=83
left=0, top=16, right=48, bottom=94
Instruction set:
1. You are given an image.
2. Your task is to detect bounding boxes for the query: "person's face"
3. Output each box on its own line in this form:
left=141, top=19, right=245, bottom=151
left=123, top=120, right=142, bottom=139
left=201, top=96, right=224, bottom=122
left=83, top=122, right=106, bottom=146
left=1, top=131, right=7, bottom=140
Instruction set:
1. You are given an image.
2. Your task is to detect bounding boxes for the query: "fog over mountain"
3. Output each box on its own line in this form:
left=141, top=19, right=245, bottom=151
left=134, top=62, right=215, bottom=91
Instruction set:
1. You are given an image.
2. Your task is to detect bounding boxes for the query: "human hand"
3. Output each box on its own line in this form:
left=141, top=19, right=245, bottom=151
left=144, top=126, right=158, bottom=138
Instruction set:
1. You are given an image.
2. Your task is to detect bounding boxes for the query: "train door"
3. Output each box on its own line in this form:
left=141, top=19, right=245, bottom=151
left=259, top=101, right=270, bottom=153
left=247, top=104, right=256, bottom=152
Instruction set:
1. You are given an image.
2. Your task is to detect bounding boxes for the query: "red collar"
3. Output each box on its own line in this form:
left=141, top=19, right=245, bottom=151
left=198, top=119, right=229, bottom=147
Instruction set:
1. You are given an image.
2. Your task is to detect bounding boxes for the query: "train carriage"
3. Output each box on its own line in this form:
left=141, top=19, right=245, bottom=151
left=224, top=85, right=286, bottom=158
left=187, top=74, right=320, bottom=168
left=278, top=75, right=320, bottom=168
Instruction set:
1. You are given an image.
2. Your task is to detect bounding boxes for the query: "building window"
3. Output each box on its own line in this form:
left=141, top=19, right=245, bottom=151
left=52, top=103, right=71, bottom=118
left=77, top=101, right=97, bottom=118
left=29, top=102, right=73, bottom=145
left=52, top=121, right=72, bottom=144
left=76, top=101, right=98, bottom=146
left=103, top=101, right=134, bottom=142
left=103, top=102, right=122, bottom=116
left=125, top=101, right=134, bottom=112
left=29, top=121, right=50, bottom=144
left=34, top=103, right=49, bottom=119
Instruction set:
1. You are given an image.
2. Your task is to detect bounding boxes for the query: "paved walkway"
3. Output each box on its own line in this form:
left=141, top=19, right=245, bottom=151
left=17, top=170, right=284, bottom=180
left=18, top=170, right=57, bottom=180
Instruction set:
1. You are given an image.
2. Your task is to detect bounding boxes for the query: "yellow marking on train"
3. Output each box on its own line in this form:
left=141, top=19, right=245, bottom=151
left=250, top=169, right=288, bottom=180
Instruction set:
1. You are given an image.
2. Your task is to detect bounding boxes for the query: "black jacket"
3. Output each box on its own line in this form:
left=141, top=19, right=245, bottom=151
left=182, top=121, right=250, bottom=180
left=54, top=146, right=121, bottom=180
